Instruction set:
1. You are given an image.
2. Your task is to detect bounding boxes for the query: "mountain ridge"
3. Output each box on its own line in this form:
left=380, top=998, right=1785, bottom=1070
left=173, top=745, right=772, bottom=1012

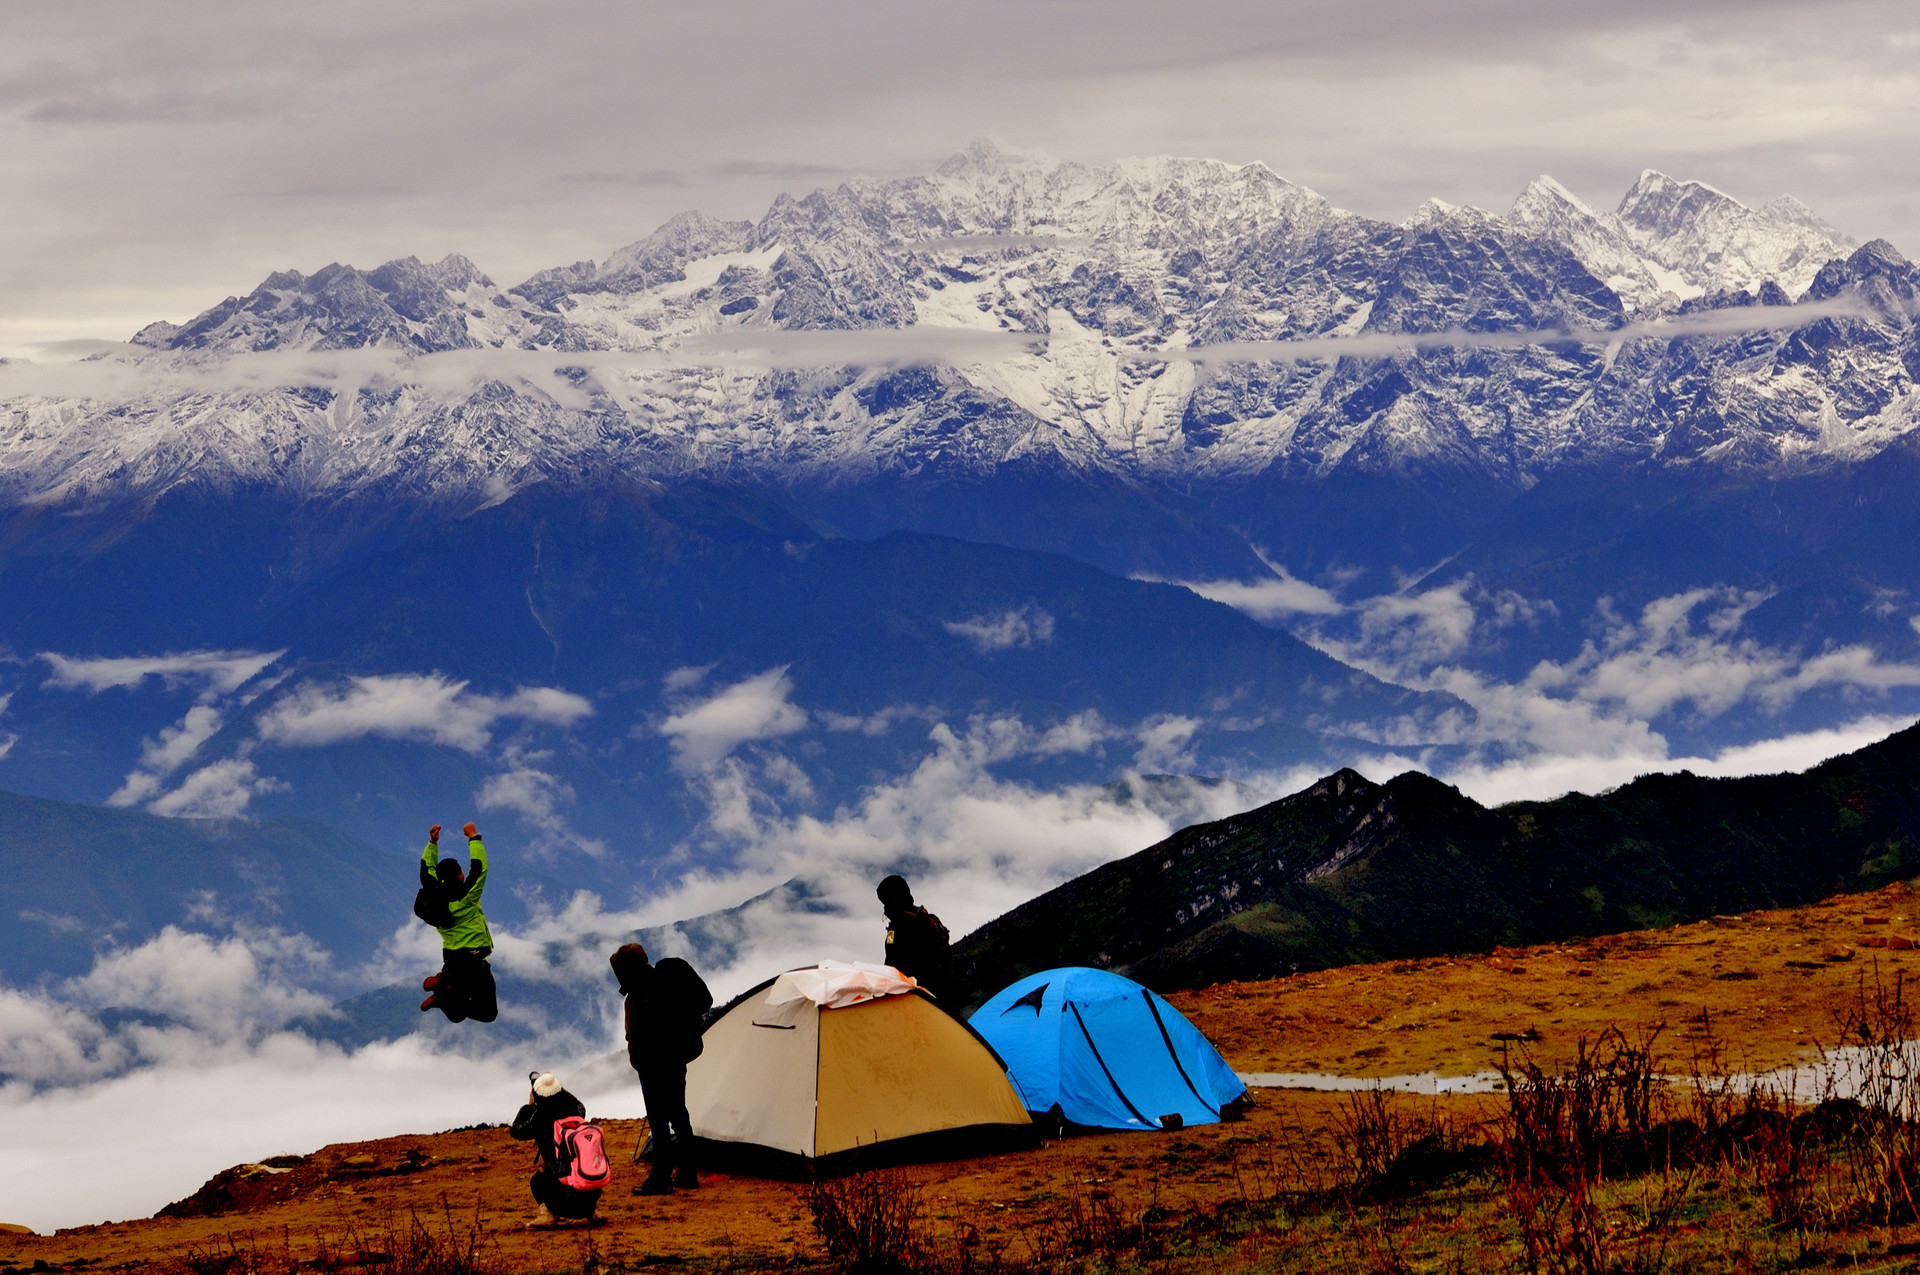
left=0, top=145, right=1901, bottom=526
left=952, top=720, right=1920, bottom=1001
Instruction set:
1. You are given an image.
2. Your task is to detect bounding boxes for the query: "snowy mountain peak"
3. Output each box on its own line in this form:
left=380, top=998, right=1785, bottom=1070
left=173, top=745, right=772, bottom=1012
left=157, top=253, right=500, bottom=354
left=1613, top=170, right=1853, bottom=299
left=1616, top=169, right=1743, bottom=237
left=1513, top=175, right=1595, bottom=219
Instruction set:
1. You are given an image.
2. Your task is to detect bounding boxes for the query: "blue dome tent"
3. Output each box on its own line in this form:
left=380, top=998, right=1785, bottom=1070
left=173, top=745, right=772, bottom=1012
left=970, top=967, right=1247, bottom=1131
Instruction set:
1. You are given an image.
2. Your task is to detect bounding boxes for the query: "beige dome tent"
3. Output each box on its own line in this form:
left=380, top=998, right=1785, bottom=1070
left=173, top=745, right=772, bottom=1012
left=685, top=962, right=1034, bottom=1173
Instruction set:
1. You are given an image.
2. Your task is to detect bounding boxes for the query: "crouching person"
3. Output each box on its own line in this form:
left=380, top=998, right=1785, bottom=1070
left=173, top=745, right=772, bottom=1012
left=609, top=942, right=712, bottom=1195
left=510, top=1070, right=609, bottom=1228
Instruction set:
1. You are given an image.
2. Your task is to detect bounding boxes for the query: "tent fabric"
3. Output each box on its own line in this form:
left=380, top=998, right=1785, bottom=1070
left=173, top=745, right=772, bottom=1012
left=970, top=967, right=1247, bottom=1132
left=684, top=968, right=1032, bottom=1172
left=767, top=960, right=918, bottom=1009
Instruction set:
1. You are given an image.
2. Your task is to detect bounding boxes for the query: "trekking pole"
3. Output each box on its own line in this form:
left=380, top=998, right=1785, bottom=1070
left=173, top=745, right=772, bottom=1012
left=631, top=1118, right=650, bottom=1165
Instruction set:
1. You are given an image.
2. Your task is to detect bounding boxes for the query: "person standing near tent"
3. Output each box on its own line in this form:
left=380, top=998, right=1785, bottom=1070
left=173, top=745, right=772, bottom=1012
left=878, top=874, right=951, bottom=999
left=609, top=941, right=712, bottom=1194
left=418, top=822, right=498, bottom=1023
left=510, top=1070, right=605, bottom=1228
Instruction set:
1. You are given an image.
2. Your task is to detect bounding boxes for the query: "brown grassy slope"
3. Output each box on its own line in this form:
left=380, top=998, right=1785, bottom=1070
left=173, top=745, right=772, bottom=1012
left=1174, top=877, right=1920, bottom=1079
left=5, top=877, right=1919, bottom=1273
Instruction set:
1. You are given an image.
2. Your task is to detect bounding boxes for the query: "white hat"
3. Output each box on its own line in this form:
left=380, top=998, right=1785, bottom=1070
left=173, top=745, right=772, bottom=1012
left=532, top=1071, right=561, bottom=1098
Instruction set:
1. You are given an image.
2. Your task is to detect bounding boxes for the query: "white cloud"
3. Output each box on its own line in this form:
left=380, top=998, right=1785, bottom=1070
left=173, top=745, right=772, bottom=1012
left=610, top=713, right=1266, bottom=996
left=944, top=605, right=1057, bottom=653
left=1158, top=297, right=1876, bottom=366
left=146, top=758, right=285, bottom=818
left=476, top=765, right=605, bottom=856
left=41, top=650, right=283, bottom=699
left=1434, top=713, right=1920, bottom=807
left=1133, top=715, right=1200, bottom=772
left=108, top=704, right=225, bottom=807
left=1170, top=570, right=1345, bottom=619
left=1318, top=585, right=1920, bottom=768
left=68, top=926, right=333, bottom=1036
left=661, top=664, right=715, bottom=695
left=659, top=666, right=808, bottom=773
left=1351, top=583, right=1482, bottom=668
left=255, top=674, right=592, bottom=752
left=1035, top=710, right=1116, bottom=756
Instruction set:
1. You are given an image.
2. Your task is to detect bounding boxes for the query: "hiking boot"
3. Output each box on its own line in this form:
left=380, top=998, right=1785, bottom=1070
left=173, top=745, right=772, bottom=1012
left=673, top=1167, right=698, bottom=1190
left=526, top=1205, right=557, bottom=1230
left=634, top=1176, right=674, bottom=1196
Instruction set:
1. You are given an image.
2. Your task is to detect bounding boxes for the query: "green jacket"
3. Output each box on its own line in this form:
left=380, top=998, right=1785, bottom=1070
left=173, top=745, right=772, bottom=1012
left=422, top=836, right=492, bottom=950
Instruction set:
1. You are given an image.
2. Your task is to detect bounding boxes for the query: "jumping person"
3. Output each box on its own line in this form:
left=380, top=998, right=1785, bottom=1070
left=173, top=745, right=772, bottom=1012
left=419, top=822, right=498, bottom=1023
left=510, top=1071, right=604, bottom=1228
left=609, top=942, right=712, bottom=1195
left=878, top=874, right=951, bottom=999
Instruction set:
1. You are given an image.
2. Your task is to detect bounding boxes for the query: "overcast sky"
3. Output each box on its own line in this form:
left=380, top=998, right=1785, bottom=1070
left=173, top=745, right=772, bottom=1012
left=1, top=0, right=1915, bottom=355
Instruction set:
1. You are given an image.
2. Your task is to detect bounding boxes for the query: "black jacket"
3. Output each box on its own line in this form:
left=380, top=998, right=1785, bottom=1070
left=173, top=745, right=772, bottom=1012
left=510, top=1090, right=587, bottom=1177
left=885, top=904, right=951, bottom=991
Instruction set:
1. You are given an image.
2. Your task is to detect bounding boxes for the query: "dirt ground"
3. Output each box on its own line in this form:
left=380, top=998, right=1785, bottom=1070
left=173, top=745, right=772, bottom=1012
left=5, top=880, right=1916, bottom=1273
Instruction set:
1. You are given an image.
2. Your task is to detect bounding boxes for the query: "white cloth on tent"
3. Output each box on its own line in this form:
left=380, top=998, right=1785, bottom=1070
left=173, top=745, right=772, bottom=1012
left=766, top=960, right=918, bottom=1009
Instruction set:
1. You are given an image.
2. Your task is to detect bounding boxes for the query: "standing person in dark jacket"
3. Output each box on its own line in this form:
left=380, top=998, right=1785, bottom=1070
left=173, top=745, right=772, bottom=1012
left=419, top=822, right=498, bottom=1023
left=510, top=1070, right=600, bottom=1228
left=609, top=942, right=712, bottom=1195
left=878, top=875, right=950, bottom=999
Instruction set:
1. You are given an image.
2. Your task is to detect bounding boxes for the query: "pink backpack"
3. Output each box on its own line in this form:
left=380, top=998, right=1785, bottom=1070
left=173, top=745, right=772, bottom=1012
left=552, top=1115, right=611, bottom=1190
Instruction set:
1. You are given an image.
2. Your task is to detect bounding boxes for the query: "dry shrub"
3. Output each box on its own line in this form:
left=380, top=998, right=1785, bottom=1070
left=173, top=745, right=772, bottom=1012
left=803, top=1167, right=1161, bottom=1275
left=806, top=1169, right=927, bottom=1275
left=1326, top=1088, right=1483, bottom=1202
left=1494, top=1027, right=1693, bottom=1275
left=1823, top=961, right=1920, bottom=1225
left=176, top=1203, right=498, bottom=1275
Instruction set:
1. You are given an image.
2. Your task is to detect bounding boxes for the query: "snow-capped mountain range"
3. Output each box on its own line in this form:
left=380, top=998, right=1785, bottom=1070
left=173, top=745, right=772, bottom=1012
left=0, top=142, right=1910, bottom=512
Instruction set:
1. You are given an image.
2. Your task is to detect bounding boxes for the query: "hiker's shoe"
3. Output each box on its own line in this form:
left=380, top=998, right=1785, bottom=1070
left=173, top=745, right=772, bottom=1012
left=673, top=1167, right=698, bottom=1190
left=526, top=1205, right=557, bottom=1230
left=419, top=994, right=438, bottom=1012
left=421, top=974, right=441, bottom=991
left=635, top=1177, right=674, bottom=1196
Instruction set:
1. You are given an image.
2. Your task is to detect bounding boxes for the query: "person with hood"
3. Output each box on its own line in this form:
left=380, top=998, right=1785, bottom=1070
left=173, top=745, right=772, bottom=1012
left=609, top=942, right=712, bottom=1195
left=878, top=874, right=950, bottom=999
left=510, top=1070, right=601, bottom=1228
left=418, top=822, right=498, bottom=1023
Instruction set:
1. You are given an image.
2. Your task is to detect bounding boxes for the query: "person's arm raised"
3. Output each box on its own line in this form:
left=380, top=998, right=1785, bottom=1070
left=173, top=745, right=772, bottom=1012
left=463, top=825, right=488, bottom=899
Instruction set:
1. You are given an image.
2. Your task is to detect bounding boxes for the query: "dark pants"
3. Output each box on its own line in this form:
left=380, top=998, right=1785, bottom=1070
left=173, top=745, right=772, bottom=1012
left=530, top=1171, right=600, bottom=1219
left=431, top=947, right=498, bottom=1023
left=638, top=1063, right=692, bottom=1180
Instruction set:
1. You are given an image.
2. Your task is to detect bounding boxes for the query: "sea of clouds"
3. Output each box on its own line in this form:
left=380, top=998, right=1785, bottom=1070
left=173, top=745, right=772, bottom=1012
left=4, top=573, right=1919, bottom=1232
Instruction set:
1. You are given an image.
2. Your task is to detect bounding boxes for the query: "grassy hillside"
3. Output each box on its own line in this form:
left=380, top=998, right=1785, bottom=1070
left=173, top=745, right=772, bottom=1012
left=0, top=788, right=409, bottom=981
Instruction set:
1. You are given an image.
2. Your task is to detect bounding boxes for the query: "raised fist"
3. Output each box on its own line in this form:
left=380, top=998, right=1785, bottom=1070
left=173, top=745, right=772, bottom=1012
left=463, top=822, right=479, bottom=839
left=428, top=824, right=442, bottom=843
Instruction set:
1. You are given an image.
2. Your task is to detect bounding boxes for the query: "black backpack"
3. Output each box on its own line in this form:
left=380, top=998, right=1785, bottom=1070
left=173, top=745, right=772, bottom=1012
left=655, top=957, right=713, bottom=1062
left=413, top=886, right=454, bottom=929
